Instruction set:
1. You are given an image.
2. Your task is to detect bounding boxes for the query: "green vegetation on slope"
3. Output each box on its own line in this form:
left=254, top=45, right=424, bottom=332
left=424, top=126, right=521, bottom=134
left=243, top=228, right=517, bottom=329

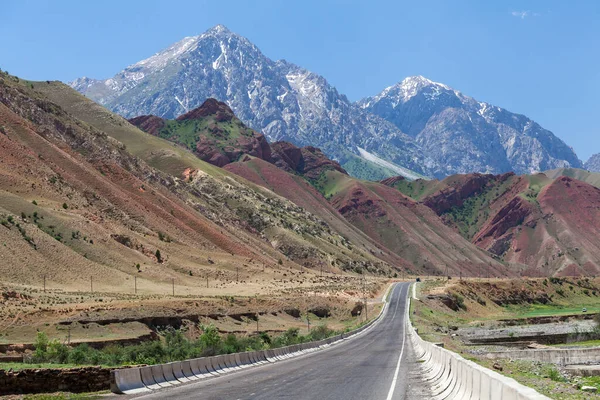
left=158, top=116, right=253, bottom=155
left=443, top=175, right=516, bottom=239
left=311, top=170, right=354, bottom=199
left=385, top=178, right=441, bottom=201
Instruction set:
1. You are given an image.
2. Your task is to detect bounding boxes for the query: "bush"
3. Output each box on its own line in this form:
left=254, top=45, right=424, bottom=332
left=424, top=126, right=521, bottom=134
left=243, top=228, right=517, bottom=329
left=33, top=331, right=49, bottom=361
left=46, top=340, right=70, bottom=364
left=69, top=344, right=93, bottom=365
left=309, top=325, right=334, bottom=341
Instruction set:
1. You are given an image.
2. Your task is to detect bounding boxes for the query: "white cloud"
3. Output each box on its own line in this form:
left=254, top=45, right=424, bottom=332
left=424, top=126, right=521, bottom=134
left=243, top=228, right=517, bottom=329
left=511, top=10, right=540, bottom=19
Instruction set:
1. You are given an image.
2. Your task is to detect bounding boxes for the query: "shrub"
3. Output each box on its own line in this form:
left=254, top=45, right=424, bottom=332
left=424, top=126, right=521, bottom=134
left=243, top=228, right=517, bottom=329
left=309, top=325, right=334, bottom=341
left=33, top=331, right=49, bottom=361
left=62, top=203, right=68, bottom=209
left=46, top=340, right=70, bottom=363
left=155, top=249, right=162, bottom=263
left=69, top=344, right=93, bottom=365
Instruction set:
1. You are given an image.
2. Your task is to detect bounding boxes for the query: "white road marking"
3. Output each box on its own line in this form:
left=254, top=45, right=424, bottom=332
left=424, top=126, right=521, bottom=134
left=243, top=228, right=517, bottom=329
left=386, top=285, right=407, bottom=400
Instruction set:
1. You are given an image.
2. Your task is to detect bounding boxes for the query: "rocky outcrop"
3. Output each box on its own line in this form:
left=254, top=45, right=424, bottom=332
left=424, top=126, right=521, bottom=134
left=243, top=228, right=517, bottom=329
left=127, top=115, right=165, bottom=136
left=271, top=141, right=347, bottom=179
left=176, top=98, right=234, bottom=121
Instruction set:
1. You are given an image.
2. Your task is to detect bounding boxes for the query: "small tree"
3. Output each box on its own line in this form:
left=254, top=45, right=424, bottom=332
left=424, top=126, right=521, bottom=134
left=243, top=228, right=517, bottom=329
left=34, top=331, right=49, bottom=361
left=155, top=249, right=162, bottom=263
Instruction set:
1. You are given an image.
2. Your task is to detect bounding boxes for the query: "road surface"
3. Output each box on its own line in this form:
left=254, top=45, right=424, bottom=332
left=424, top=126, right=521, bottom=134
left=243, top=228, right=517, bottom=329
left=131, top=282, right=429, bottom=400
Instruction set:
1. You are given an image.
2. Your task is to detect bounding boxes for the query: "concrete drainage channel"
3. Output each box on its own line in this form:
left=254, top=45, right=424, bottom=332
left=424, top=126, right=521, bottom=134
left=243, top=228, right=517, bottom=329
left=408, top=284, right=551, bottom=400
left=110, top=283, right=395, bottom=395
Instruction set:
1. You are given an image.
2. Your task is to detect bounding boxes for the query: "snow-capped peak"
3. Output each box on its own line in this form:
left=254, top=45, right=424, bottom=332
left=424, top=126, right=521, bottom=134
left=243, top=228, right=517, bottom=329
left=206, top=24, right=231, bottom=35
left=132, top=35, right=199, bottom=72
left=360, top=75, right=466, bottom=109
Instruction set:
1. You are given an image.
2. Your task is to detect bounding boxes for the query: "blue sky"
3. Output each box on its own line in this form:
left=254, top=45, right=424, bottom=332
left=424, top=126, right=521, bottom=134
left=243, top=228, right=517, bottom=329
left=1, top=0, right=599, bottom=160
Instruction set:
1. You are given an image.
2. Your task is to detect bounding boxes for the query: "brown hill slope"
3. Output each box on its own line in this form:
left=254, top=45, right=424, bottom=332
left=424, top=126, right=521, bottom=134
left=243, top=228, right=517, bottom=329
left=224, top=156, right=411, bottom=272
left=386, top=171, right=600, bottom=276
left=323, top=171, right=510, bottom=277
left=29, top=78, right=395, bottom=277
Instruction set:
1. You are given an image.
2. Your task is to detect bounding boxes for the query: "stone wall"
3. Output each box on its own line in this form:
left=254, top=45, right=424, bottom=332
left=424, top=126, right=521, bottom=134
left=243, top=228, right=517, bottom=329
left=0, top=366, right=111, bottom=395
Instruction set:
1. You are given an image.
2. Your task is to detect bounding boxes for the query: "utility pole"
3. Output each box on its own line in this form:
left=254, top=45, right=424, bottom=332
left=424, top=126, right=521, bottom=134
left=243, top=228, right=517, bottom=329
left=67, top=325, right=71, bottom=345
left=362, top=275, right=368, bottom=322
left=134, top=276, right=137, bottom=294
left=206, top=276, right=209, bottom=288
left=172, top=278, right=175, bottom=296
left=255, top=295, right=259, bottom=333
left=43, top=275, right=46, bottom=293
left=237, top=267, right=239, bottom=283
left=90, top=276, right=93, bottom=293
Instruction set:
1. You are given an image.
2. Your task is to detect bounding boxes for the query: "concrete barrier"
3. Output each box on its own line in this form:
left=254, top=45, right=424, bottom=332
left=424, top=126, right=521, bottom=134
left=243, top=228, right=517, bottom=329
left=265, top=349, right=278, bottom=363
left=161, top=363, right=178, bottom=384
left=224, top=353, right=240, bottom=371
left=170, top=362, right=190, bottom=383
left=408, top=284, right=550, bottom=400
left=139, top=366, right=161, bottom=390
left=210, top=355, right=226, bottom=373
left=194, top=357, right=217, bottom=377
left=181, top=360, right=199, bottom=380
left=110, top=368, right=150, bottom=394
left=151, top=365, right=172, bottom=388
left=257, top=350, right=269, bottom=364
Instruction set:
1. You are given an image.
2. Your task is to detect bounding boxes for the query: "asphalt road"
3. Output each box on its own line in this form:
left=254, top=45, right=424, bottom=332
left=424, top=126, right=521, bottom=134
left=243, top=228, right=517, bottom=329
left=131, top=282, right=426, bottom=400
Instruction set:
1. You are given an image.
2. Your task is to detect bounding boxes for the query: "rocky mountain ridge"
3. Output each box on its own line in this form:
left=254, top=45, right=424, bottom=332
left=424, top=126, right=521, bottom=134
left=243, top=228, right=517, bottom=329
left=585, top=153, right=600, bottom=172
left=359, top=76, right=582, bottom=176
left=72, top=25, right=581, bottom=179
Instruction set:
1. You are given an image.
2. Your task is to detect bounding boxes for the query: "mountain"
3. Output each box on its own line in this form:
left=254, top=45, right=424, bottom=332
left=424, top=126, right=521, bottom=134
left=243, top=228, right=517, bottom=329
left=71, top=25, right=432, bottom=181
left=71, top=25, right=581, bottom=180
left=128, top=96, right=504, bottom=276
left=385, top=170, right=600, bottom=276
left=359, top=76, right=582, bottom=176
left=585, top=154, right=600, bottom=172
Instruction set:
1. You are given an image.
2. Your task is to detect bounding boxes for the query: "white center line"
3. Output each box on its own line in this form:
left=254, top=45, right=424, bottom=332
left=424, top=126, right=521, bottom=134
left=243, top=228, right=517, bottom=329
left=385, top=285, right=407, bottom=400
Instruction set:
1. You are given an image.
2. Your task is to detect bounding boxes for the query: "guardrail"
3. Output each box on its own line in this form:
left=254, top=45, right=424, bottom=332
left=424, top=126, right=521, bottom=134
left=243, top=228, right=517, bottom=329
left=110, top=283, right=396, bottom=394
left=407, top=284, right=551, bottom=400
